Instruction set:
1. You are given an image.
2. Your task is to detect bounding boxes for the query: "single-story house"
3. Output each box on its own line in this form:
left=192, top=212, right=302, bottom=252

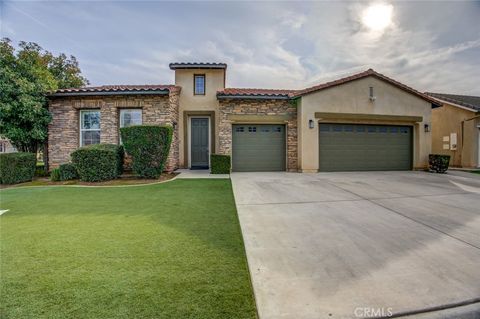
left=426, top=92, right=480, bottom=168
left=47, top=63, right=441, bottom=172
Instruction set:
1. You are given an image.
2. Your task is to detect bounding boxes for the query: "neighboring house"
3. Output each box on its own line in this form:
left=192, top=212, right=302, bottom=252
left=426, top=92, right=480, bottom=168
left=47, top=63, right=440, bottom=172
left=0, top=137, right=17, bottom=153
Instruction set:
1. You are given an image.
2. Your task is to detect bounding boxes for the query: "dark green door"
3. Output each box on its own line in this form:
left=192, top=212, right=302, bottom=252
left=319, top=124, right=412, bottom=171
left=232, top=124, right=286, bottom=172
left=191, top=118, right=209, bottom=168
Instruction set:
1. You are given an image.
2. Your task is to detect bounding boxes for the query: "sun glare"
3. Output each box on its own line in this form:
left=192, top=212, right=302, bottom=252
left=362, top=3, right=393, bottom=31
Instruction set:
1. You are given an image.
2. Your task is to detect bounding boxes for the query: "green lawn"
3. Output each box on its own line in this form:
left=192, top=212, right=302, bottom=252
left=0, top=180, right=257, bottom=319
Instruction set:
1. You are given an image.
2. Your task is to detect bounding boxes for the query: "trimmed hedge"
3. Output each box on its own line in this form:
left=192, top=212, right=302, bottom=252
left=71, top=144, right=124, bottom=182
left=211, top=154, right=231, bottom=174
left=94, top=144, right=124, bottom=176
left=120, top=125, right=172, bottom=178
left=0, top=152, right=36, bottom=184
left=51, top=163, right=78, bottom=182
left=429, top=154, right=450, bottom=173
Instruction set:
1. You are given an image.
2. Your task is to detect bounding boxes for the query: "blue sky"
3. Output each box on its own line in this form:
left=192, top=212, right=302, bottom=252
left=1, top=1, right=480, bottom=94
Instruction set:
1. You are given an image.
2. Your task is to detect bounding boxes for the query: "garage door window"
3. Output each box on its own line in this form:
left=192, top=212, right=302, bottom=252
left=248, top=126, right=257, bottom=133
left=236, top=126, right=245, bottom=132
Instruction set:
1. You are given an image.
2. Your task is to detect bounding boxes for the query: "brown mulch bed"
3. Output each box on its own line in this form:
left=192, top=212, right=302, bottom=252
left=0, top=173, right=178, bottom=189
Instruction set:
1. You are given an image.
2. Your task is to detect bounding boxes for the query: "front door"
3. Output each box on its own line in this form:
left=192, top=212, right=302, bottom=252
left=191, top=118, right=209, bottom=168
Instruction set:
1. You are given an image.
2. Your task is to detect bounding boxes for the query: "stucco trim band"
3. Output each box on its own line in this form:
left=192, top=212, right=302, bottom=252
left=314, top=112, right=423, bottom=123
left=227, top=114, right=293, bottom=122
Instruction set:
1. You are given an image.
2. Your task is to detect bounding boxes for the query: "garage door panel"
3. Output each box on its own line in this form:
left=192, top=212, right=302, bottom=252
left=319, top=124, right=412, bottom=171
left=233, top=124, right=286, bottom=172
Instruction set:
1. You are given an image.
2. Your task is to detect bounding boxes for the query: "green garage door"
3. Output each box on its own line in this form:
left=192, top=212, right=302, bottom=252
left=319, top=124, right=412, bottom=171
left=232, top=124, right=286, bottom=172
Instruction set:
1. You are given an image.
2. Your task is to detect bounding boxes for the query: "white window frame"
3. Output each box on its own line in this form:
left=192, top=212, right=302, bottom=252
left=119, top=109, right=142, bottom=143
left=119, top=109, right=142, bottom=129
left=79, top=110, right=101, bottom=147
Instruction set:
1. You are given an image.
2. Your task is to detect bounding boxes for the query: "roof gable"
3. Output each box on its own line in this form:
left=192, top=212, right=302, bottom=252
left=291, top=69, right=441, bottom=107
left=217, top=69, right=441, bottom=107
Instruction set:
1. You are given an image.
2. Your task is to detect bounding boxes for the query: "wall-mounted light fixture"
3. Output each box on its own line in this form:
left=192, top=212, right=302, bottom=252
left=424, top=123, right=430, bottom=132
left=369, top=86, right=376, bottom=102
left=172, top=121, right=178, bottom=129
left=309, top=119, right=314, bottom=129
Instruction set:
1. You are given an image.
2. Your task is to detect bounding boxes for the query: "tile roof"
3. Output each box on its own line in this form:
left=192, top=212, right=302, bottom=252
left=291, top=69, right=441, bottom=106
left=425, top=92, right=480, bottom=112
left=169, top=62, right=227, bottom=70
left=51, top=85, right=180, bottom=96
left=217, top=88, right=297, bottom=99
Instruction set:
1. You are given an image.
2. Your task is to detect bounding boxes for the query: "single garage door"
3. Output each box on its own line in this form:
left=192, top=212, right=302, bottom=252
left=232, top=124, right=286, bottom=172
left=319, top=124, right=412, bottom=171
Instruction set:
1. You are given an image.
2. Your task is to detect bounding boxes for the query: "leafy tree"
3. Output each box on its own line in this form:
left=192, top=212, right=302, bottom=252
left=0, top=38, right=88, bottom=153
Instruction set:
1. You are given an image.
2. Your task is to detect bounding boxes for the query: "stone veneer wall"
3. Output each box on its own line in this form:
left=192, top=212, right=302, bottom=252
left=218, top=99, right=298, bottom=172
left=47, top=93, right=179, bottom=171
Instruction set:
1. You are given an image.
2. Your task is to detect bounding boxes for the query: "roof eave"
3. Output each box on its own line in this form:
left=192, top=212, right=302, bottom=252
left=169, top=63, right=227, bottom=70
left=427, top=96, right=479, bottom=112
left=49, top=89, right=171, bottom=97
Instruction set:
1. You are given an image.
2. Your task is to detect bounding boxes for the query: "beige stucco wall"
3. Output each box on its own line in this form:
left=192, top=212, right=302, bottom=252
left=297, top=76, right=433, bottom=172
left=175, top=69, right=225, bottom=167
left=431, top=102, right=479, bottom=167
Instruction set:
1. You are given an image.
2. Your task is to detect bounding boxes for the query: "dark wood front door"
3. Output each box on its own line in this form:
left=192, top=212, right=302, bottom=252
left=191, top=118, right=209, bottom=168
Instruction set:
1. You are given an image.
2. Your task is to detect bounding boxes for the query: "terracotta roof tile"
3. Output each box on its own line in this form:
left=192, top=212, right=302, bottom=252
left=169, top=62, right=227, bottom=69
left=52, top=85, right=180, bottom=96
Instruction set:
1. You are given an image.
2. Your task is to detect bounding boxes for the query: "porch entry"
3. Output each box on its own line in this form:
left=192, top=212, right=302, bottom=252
left=190, top=117, right=210, bottom=169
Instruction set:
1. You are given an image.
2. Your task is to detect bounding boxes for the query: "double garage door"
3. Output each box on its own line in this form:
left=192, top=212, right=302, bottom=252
left=319, top=124, right=412, bottom=171
left=231, top=123, right=412, bottom=172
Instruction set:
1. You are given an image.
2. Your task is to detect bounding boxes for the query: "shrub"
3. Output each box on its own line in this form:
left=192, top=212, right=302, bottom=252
left=35, top=163, right=48, bottom=177
left=0, top=152, right=36, bottom=184
left=210, top=154, right=231, bottom=174
left=71, top=144, right=124, bottom=182
left=94, top=144, right=124, bottom=176
left=58, top=163, right=78, bottom=180
left=120, top=125, right=172, bottom=178
left=50, top=168, right=61, bottom=181
left=50, top=163, right=78, bottom=182
left=429, top=154, right=450, bottom=173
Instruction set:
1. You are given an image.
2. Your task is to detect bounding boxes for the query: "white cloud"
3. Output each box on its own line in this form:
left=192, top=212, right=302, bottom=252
left=5, top=1, right=478, bottom=94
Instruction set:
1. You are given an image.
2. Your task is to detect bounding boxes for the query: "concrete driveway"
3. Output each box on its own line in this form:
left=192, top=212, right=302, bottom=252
left=231, top=171, right=480, bottom=319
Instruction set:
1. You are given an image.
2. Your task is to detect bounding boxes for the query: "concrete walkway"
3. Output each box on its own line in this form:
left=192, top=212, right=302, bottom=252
left=175, top=169, right=229, bottom=179
left=231, top=171, right=480, bottom=319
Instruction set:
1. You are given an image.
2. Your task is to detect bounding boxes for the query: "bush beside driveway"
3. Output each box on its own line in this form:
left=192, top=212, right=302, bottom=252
left=0, top=180, right=256, bottom=319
